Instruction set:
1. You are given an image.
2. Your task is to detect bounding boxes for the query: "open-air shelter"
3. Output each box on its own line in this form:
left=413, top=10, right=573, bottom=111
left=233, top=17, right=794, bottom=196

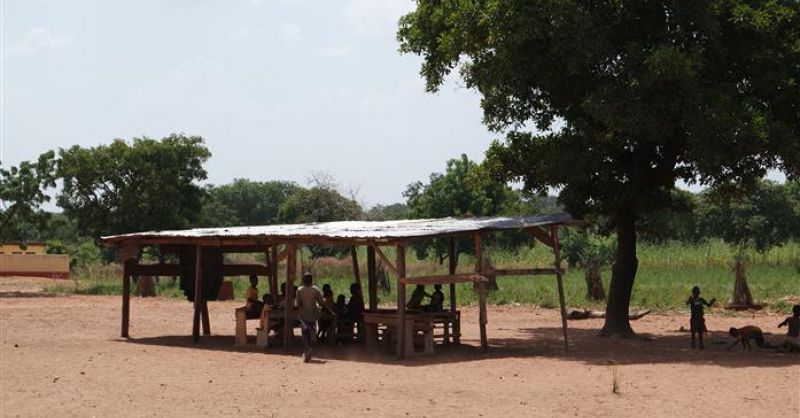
left=101, top=213, right=576, bottom=358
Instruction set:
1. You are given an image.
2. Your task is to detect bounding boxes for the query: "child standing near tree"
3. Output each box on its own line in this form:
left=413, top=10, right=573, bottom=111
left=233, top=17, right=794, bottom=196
left=686, top=286, right=715, bottom=349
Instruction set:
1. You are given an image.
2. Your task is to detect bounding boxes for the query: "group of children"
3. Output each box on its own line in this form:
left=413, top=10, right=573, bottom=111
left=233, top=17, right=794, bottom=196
left=687, top=286, right=800, bottom=352
left=243, top=274, right=366, bottom=352
left=406, top=284, right=446, bottom=312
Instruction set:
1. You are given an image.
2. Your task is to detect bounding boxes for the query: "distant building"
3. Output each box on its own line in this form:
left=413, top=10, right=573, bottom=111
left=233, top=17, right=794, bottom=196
left=0, top=242, right=48, bottom=255
left=0, top=242, right=70, bottom=280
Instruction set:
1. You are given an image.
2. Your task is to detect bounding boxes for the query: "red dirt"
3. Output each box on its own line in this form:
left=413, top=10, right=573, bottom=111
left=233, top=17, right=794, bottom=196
left=1, top=279, right=798, bottom=417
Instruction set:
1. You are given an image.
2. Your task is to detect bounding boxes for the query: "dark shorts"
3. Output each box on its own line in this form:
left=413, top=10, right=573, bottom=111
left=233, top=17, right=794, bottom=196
left=690, top=317, right=706, bottom=333
left=300, top=321, right=317, bottom=332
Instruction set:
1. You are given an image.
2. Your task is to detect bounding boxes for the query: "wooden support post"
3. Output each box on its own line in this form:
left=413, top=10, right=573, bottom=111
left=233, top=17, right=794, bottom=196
left=270, top=245, right=279, bottom=305
left=448, top=238, right=457, bottom=313
left=267, top=247, right=277, bottom=301
left=551, top=224, right=569, bottom=351
left=396, top=244, right=407, bottom=359
left=351, top=246, right=362, bottom=290
left=192, top=245, right=203, bottom=342
left=475, top=233, right=488, bottom=352
left=367, top=246, right=377, bottom=310
left=121, top=260, right=131, bottom=338
left=201, top=300, right=210, bottom=336
left=283, top=244, right=297, bottom=350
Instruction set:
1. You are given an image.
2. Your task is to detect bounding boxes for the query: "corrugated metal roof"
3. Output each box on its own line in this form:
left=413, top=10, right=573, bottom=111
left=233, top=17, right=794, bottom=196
left=101, top=213, right=573, bottom=244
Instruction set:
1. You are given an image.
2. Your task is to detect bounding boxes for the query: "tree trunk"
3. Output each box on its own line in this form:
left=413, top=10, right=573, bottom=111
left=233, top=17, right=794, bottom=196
left=732, top=259, right=753, bottom=306
left=584, top=265, right=606, bottom=301
left=600, top=209, right=638, bottom=337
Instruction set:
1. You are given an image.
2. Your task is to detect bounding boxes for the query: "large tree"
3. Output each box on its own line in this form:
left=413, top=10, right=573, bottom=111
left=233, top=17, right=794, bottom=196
left=0, top=151, right=57, bottom=242
left=203, top=179, right=301, bottom=226
left=57, top=135, right=211, bottom=240
left=404, top=154, right=522, bottom=219
left=399, top=1, right=800, bottom=335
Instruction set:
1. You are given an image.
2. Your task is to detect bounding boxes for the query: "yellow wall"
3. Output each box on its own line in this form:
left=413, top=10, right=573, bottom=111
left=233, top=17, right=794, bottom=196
left=0, top=243, right=47, bottom=255
left=0, top=254, right=70, bottom=279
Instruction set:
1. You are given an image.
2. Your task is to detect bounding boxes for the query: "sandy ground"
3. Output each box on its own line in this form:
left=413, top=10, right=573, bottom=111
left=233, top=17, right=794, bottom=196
left=0, top=278, right=798, bottom=418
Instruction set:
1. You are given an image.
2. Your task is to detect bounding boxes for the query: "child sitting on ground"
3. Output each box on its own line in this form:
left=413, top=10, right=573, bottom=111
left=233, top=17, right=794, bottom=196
left=777, top=304, right=800, bottom=352
left=686, top=286, right=715, bottom=349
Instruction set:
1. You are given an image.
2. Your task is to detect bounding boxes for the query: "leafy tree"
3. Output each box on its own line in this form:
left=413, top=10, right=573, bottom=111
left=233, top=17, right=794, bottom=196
left=57, top=135, right=211, bottom=241
left=0, top=151, right=57, bottom=242
left=399, top=1, right=800, bottom=336
left=562, top=231, right=615, bottom=301
left=366, top=203, right=409, bottom=221
left=697, top=180, right=799, bottom=305
left=404, top=154, right=520, bottom=220
left=637, top=189, right=701, bottom=244
left=279, top=186, right=363, bottom=258
left=206, top=179, right=300, bottom=226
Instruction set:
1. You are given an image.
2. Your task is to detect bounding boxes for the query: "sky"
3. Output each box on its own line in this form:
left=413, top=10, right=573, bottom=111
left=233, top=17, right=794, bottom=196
left=1, top=0, right=497, bottom=208
left=1, top=0, right=787, bottom=211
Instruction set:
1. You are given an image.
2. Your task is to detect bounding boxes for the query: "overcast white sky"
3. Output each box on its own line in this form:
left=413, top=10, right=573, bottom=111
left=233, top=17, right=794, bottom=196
left=2, top=0, right=500, bottom=207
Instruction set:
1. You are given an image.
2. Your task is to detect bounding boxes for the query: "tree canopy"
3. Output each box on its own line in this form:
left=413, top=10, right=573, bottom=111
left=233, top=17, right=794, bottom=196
left=404, top=154, right=522, bottom=219
left=57, top=135, right=211, bottom=240
left=0, top=151, right=56, bottom=242
left=202, top=179, right=301, bottom=227
left=399, top=0, right=800, bottom=335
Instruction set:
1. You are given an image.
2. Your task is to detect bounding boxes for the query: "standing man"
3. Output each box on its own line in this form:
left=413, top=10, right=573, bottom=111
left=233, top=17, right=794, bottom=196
left=296, top=272, right=333, bottom=362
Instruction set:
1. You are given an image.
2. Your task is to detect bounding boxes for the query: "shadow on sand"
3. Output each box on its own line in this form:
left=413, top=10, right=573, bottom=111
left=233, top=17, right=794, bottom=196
left=120, top=326, right=798, bottom=368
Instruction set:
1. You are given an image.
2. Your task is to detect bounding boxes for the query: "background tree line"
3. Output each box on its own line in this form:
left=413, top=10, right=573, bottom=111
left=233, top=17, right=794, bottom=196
left=3, top=137, right=798, bottom=270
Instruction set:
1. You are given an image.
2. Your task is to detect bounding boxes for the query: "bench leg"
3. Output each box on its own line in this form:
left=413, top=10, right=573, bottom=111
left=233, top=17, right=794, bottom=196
left=424, top=325, right=434, bottom=354
left=366, top=323, right=378, bottom=352
left=235, top=309, right=247, bottom=346
left=454, top=317, right=461, bottom=345
left=404, top=320, right=414, bottom=355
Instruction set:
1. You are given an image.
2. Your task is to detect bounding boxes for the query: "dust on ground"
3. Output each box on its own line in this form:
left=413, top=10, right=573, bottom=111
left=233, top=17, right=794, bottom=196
left=1, top=277, right=798, bottom=417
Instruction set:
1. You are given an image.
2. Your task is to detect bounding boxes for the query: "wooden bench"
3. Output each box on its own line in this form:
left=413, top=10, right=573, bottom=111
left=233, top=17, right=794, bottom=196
left=235, top=306, right=297, bottom=347
left=363, top=311, right=435, bottom=355
left=430, top=310, right=461, bottom=345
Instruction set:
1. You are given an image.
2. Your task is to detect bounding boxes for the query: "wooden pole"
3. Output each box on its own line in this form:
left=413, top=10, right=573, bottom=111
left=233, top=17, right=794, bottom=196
left=396, top=244, right=407, bottom=359
left=448, top=238, right=457, bottom=312
left=192, top=244, right=203, bottom=342
left=475, top=233, right=488, bottom=352
left=270, top=245, right=279, bottom=305
left=351, top=246, right=362, bottom=290
left=367, top=246, right=377, bottom=310
left=266, top=247, right=277, bottom=301
left=121, top=260, right=131, bottom=338
left=283, top=244, right=297, bottom=350
left=551, top=224, right=569, bottom=351
left=201, top=301, right=211, bottom=336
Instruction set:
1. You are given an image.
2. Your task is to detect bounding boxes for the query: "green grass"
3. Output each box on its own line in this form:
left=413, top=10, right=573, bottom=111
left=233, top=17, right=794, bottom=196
left=44, top=240, right=800, bottom=313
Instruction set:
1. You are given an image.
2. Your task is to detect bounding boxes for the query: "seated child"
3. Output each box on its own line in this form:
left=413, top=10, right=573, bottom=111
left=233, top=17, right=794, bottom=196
left=258, top=294, right=274, bottom=330
left=424, top=284, right=445, bottom=312
left=335, top=294, right=353, bottom=344
left=778, top=304, right=800, bottom=352
left=245, top=275, right=264, bottom=319
left=726, top=325, right=775, bottom=351
left=406, top=285, right=430, bottom=310
left=318, top=284, right=337, bottom=342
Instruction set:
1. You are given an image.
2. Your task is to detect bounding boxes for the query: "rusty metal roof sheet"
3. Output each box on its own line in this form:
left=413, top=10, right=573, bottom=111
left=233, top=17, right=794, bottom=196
left=101, top=213, right=573, bottom=245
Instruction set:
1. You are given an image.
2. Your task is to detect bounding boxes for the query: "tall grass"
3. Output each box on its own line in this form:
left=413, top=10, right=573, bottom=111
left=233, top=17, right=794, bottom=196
left=45, top=240, right=799, bottom=312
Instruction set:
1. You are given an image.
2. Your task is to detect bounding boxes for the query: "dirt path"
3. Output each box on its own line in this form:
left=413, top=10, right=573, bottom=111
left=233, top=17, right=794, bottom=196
left=0, top=284, right=798, bottom=417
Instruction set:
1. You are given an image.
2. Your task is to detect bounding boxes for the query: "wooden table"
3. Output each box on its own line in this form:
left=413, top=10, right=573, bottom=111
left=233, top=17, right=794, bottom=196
left=363, top=310, right=435, bottom=356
